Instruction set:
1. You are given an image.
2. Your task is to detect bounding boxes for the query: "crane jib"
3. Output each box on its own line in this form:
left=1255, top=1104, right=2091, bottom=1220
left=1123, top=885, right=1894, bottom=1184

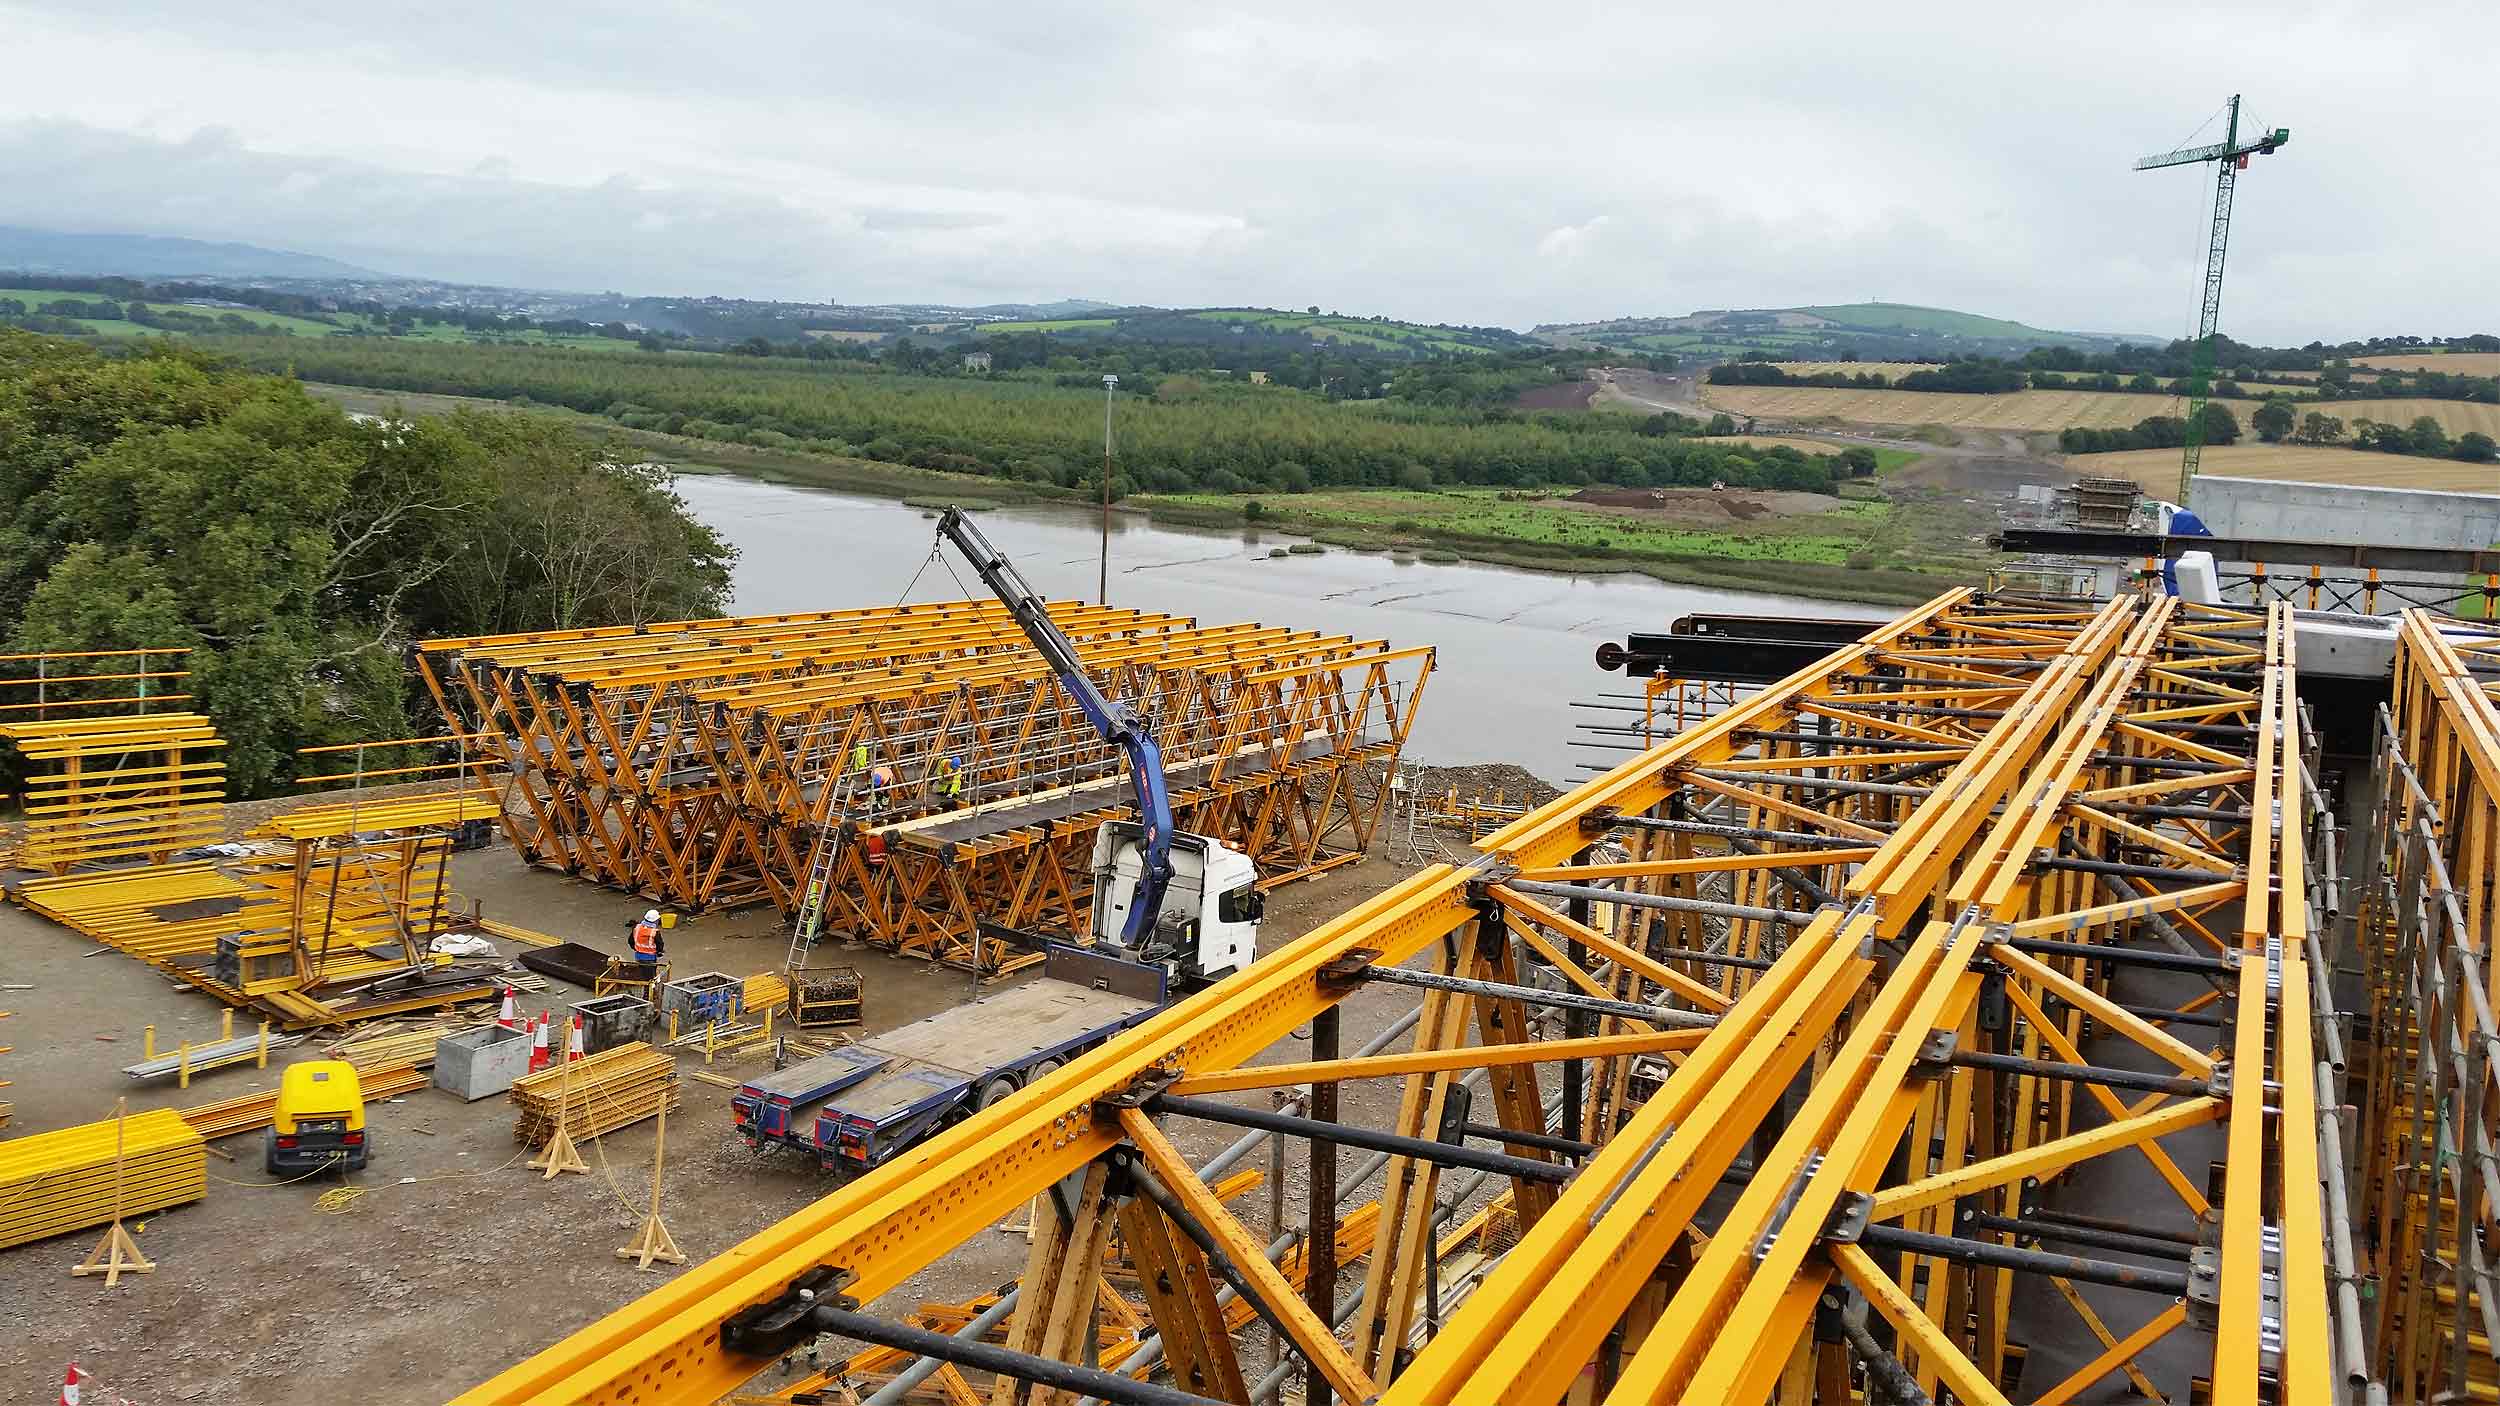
left=933, top=507, right=1179, bottom=948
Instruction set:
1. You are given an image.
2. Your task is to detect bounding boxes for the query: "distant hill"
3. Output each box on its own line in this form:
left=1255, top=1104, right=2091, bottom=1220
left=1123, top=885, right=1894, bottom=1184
left=0, top=226, right=386, bottom=281
left=1539, top=302, right=2165, bottom=363
left=973, top=306, right=1538, bottom=356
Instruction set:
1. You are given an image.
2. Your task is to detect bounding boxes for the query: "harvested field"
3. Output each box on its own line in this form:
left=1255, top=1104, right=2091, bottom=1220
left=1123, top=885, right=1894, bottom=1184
left=1703, top=384, right=2187, bottom=432
left=2354, top=352, right=2500, bottom=376
left=2077, top=444, right=2500, bottom=495
left=1760, top=361, right=1942, bottom=379
left=1712, top=434, right=1857, bottom=454
left=2329, top=400, right=2500, bottom=438
left=1512, top=379, right=1598, bottom=411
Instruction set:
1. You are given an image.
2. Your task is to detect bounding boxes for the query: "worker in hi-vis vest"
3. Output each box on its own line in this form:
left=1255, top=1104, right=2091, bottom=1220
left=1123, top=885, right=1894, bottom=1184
left=629, top=909, right=663, bottom=971
left=939, top=755, right=964, bottom=806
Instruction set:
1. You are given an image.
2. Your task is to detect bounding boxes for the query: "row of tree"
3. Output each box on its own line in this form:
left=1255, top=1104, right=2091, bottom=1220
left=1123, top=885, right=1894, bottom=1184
left=1711, top=349, right=2500, bottom=409
left=0, top=330, right=733, bottom=795
left=2258, top=407, right=2494, bottom=460
left=2055, top=405, right=2243, bottom=454
left=2057, top=399, right=2496, bottom=463
left=204, top=336, right=1851, bottom=497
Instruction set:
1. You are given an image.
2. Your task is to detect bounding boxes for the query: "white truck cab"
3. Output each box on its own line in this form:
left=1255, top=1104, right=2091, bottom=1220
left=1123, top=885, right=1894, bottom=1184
left=1090, top=821, right=1263, bottom=987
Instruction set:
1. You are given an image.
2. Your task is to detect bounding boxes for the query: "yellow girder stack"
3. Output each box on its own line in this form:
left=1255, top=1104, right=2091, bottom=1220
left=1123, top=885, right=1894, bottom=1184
left=0, top=711, right=226, bottom=872
left=459, top=590, right=2369, bottom=1406
left=417, top=602, right=1431, bottom=975
left=13, top=791, right=504, bottom=1027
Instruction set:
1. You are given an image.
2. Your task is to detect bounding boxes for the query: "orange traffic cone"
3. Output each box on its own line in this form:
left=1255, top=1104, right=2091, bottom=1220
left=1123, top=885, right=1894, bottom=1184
left=528, top=1015, right=551, bottom=1073
left=568, top=1015, right=586, bottom=1063
left=61, top=1362, right=81, bottom=1406
left=497, top=986, right=519, bottom=1029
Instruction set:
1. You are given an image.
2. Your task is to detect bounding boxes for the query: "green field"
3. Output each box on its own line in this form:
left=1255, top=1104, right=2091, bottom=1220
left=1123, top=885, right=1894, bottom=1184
left=1135, top=485, right=1957, bottom=603
left=1182, top=309, right=1491, bottom=354
left=976, top=317, right=1121, bottom=334
left=0, top=291, right=652, bottom=348
left=1788, top=302, right=2052, bottom=340
left=0, top=289, right=348, bottom=336
left=1160, top=486, right=1883, bottom=562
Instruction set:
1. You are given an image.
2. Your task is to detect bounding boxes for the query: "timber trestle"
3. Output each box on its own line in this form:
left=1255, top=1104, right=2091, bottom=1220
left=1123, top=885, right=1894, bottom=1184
left=461, top=590, right=2400, bottom=1405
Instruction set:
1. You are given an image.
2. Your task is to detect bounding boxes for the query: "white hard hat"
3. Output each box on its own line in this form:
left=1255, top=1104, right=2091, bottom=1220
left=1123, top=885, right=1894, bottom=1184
left=643, top=909, right=661, bottom=922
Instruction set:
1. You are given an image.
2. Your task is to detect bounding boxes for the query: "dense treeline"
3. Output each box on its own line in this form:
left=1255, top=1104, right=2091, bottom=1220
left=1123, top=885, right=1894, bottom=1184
left=2058, top=396, right=2495, bottom=462
left=1708, top=360, right=2027, bottom=393
left=1385, top=350, right=1650, bottom=410
left=1709, top=362, right=1897, bottom=389
left=207, top=336, right=1846, bottom=496
left=2056, top=405, right=2240, bottom=454
left=0, top=330, right=732, bottom=794
left=1710, top=340, right=2500, bottom=409
left=0, top=272, right=654, bottom=345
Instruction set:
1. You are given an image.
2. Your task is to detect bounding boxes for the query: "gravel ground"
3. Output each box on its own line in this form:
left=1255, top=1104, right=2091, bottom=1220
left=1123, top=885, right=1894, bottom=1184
left=0, top=822, right=1444, bottom=1404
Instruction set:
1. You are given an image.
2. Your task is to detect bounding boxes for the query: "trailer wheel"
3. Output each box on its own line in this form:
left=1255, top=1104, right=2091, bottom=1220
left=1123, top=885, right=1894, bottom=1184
left=1029, top=1058, right=1063, bottom=1081
left=976, top=1076, right=1019, bottom=1110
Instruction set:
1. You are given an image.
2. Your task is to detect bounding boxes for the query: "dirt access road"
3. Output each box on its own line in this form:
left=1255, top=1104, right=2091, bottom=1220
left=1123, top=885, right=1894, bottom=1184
left=0, top=832, right=1454, bottom=1404
left=1594, top=366, right=2068, bottom=566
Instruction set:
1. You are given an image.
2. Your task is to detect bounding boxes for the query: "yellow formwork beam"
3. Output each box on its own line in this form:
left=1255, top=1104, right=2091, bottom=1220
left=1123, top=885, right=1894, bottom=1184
left=462, top=586, right=2360, bottom=1405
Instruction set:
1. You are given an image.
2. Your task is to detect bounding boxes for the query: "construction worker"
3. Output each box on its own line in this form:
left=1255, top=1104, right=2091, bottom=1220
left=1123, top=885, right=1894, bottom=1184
left=867, top=763, right=897, bottom=816
left=939, top=755, right=965, bottom=807
left=628, top=908, right=664, bottom=974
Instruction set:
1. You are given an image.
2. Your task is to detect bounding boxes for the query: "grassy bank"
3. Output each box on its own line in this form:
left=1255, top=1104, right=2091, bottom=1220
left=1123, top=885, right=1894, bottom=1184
left=1137, top=487, right=1964, bottom=605
left=301, top=381, right=1973, bottom=606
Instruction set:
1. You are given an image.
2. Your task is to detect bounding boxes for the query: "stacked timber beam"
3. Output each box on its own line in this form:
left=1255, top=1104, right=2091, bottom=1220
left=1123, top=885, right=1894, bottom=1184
left=417, top=601, right=1430, bottom=973
left=0, top=1109, right=205, bottom=1249
left=463, top=588, right=2373, bottom=1406
left=511, top=1042, right=679, bottom=1145
left=179, top=1063, right=432, bottom=1139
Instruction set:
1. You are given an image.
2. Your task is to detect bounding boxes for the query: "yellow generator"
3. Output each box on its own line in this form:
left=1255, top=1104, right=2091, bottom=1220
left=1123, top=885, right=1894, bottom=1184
left=267, top=1060, right=370, bottom=1175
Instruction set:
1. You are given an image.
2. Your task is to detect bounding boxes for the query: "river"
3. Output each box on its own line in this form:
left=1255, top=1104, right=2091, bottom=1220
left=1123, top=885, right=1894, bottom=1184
left=673, top=474, right=1892, bottom=782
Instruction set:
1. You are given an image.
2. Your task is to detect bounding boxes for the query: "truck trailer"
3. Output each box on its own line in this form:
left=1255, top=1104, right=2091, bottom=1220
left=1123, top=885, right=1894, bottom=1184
left=732, top=944, right=1166, bottom=1174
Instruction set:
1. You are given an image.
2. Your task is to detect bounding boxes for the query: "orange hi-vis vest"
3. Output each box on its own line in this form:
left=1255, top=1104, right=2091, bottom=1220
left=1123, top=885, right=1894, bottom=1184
left=630, top=920, right=660, bottom=959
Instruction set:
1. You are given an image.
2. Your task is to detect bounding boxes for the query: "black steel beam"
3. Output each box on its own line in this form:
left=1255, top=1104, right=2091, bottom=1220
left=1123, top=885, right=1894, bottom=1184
left=1992, top=526, right=2500, bottom=576
left=1596, top=627, right=1860, bottom=682
left=1999, top=935, right=2237, bottom=976
left=2029, top=855, right=2239, bottom=885
left=798, top=1303, right=1230, bottom=1406
left=1853, top=1224, right=2191, bottom=1297
left=1147, top=1094, right=1575, bottom=1186
left=1959, top=1210, right=2197, bottom=1264
left=1941, top=1049, right=2211, bottom=1098
left=1353, top=963, right=1721, bottom=1030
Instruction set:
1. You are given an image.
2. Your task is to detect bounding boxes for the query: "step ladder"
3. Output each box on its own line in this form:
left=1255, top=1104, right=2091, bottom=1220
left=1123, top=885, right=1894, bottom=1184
left=783, top=766, right=865, bottom=972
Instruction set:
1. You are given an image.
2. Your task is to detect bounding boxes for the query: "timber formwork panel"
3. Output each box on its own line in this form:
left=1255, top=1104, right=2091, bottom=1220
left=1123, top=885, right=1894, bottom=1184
left=459, top=592, right=2369, bottom=1406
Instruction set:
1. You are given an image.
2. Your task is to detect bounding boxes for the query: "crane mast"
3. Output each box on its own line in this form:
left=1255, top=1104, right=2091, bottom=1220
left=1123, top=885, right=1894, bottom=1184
left=2135, top=94, right=2291, bottom=504
left=932, top=506, right=1175, bottom=948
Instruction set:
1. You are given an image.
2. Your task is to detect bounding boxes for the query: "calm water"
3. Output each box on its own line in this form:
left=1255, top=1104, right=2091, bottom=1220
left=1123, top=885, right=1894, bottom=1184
left=674, top=474, right=1890, bottom=781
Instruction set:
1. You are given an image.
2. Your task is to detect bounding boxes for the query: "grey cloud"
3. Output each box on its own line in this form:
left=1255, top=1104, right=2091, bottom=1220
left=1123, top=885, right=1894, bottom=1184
left=0, top=1, right=2491, bottom=339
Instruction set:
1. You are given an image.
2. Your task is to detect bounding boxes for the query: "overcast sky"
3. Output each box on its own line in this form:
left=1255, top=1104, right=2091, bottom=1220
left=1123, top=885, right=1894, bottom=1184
left=0, top=2, right=2486, bottom=341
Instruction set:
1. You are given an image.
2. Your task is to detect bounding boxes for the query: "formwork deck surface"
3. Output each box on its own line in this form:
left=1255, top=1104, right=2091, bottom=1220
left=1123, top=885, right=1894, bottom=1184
left=892, top=734, right=1341, bottom=847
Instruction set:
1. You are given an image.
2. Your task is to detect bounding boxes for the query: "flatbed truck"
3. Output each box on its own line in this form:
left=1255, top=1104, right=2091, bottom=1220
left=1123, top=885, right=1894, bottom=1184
left=732, top=944, right=1166, bottom=1174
